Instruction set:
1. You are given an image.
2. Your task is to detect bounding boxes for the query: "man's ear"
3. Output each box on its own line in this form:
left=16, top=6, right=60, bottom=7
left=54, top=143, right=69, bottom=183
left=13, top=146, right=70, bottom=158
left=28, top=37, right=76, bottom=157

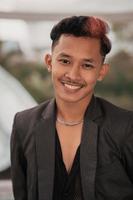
left=97, top=64, right=109, bottom=81
left=44, top=54, right=52, bottom=72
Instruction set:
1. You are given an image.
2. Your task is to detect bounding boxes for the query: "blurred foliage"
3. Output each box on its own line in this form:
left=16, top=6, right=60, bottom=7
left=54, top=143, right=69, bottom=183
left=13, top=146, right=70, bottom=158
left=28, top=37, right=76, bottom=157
left=95, top=51, right=133, bottom=109
left=112, top=21, right=133, bottom=41
left=96, top=51, right=133, bottom=95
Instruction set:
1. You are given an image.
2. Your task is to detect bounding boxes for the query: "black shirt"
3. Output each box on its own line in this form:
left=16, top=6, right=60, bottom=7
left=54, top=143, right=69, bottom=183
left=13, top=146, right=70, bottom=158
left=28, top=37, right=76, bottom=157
left=53, top=131, right=84, bottom=200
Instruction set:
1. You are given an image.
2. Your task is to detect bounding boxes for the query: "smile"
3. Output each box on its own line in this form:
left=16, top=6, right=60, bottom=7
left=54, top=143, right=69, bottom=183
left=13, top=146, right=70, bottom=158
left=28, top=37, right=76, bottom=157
left=64, top=83, right=81, bottom=90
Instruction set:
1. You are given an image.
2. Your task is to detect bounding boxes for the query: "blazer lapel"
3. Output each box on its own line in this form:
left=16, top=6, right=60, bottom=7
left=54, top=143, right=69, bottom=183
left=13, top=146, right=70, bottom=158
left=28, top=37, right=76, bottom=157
left=80, top=96, right=102, bottom=200
left=35, top=99, right=56, bottom=200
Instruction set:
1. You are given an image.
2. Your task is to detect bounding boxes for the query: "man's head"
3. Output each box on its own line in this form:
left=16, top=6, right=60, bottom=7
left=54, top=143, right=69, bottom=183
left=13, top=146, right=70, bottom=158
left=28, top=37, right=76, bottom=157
left=45, top=16, right=111, bottom=104
left=50, top=16, right=111, bottom=58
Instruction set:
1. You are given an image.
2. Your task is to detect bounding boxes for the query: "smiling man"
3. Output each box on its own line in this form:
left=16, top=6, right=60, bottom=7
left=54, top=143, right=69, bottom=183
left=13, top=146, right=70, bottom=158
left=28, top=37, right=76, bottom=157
left=11, top=16, right=133, bottom=200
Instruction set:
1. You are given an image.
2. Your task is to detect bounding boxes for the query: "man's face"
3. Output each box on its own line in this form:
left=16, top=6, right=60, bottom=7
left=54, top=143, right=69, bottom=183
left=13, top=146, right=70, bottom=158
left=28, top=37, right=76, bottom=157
left=45, top=34, right=109, bottom=104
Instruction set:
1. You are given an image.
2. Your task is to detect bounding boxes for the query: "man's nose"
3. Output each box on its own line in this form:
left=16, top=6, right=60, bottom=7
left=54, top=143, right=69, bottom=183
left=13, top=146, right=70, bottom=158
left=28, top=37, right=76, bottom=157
left=66, top=65, right=81, bottom=80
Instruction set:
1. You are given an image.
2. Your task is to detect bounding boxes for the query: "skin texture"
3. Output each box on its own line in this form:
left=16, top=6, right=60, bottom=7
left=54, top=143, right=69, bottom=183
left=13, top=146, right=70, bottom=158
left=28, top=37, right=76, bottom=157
left=45, top=34, right=109, bottom=107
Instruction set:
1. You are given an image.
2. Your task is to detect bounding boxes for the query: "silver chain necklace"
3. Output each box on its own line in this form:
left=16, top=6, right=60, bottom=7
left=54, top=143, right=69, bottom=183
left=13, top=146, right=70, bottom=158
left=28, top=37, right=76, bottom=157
left=56, top=117, right=83, bottom=126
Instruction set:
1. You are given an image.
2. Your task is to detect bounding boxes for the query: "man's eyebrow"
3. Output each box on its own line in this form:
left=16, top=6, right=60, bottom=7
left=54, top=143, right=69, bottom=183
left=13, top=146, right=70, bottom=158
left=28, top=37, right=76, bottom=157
left=58, top=53, right=71, bottom=58
left=58, top=53, right=95, bottom=63
left=83, top=58, right=95, bottom=63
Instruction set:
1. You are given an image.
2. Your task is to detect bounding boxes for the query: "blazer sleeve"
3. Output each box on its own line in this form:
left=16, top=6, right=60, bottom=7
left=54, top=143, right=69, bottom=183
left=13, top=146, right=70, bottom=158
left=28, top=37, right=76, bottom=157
left=10, top=113, right=27, bottom=200
left=122, top=113, right=133, bottom=183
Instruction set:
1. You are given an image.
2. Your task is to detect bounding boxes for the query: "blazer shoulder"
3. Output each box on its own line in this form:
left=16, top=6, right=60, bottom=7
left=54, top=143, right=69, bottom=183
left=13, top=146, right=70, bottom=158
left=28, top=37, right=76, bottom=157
left=96, top=96, right=133, bottom=146
left=96, top=96, right=133, bottom=121
left=13, top=98, right=52, bottom=132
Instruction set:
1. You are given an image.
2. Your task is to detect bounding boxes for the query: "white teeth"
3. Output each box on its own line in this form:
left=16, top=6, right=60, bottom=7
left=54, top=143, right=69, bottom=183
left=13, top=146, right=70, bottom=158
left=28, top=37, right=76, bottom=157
left=64, top=84, right=81, bottom=90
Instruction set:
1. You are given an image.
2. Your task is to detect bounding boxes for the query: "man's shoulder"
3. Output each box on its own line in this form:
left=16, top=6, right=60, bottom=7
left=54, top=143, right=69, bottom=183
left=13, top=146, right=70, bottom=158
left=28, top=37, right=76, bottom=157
left=14, top=98, right=53, bottom=129
left=96, top=96, right=133, bottom=144
left=96, top=96, right=133, bottom=122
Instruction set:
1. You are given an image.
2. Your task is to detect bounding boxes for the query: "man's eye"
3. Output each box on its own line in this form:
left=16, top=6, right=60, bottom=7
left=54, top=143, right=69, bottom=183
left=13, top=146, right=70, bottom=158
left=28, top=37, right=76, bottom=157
left=59, top=59, right=70, bottom=64
left=82, top=63, right=94, bottom=69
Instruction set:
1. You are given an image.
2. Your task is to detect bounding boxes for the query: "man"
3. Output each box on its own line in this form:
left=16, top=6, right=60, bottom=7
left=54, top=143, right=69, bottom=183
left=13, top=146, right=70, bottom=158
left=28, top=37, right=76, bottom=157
left=11, top=16, right=133, bottom=200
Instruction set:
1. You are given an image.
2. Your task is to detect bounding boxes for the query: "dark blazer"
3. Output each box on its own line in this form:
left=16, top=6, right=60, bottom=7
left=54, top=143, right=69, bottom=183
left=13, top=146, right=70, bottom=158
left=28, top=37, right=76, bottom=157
left=10, top=96, right=133, bottom=200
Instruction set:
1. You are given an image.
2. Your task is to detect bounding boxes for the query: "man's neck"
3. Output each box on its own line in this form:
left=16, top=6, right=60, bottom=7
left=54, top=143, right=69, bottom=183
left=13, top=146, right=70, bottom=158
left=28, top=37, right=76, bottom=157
left=55, top=96, right=93, bottom=122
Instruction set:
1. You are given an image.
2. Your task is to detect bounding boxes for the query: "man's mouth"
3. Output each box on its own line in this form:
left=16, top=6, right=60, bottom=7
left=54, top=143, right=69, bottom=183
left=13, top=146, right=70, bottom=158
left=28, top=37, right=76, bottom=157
left=64, top=83, right=81, bottom=90
left=61, top=80, right=84, bottom=90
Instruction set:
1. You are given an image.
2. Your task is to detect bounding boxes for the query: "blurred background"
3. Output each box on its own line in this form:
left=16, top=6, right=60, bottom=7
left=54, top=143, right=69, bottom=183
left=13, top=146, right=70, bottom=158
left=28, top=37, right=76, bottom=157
left=0, top=0, right=133, bottom=199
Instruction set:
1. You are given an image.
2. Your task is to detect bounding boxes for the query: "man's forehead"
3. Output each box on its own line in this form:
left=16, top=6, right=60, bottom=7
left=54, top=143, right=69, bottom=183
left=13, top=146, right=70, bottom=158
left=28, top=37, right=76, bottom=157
left=53, top=34, right=100, bottom=49
left=52, top=35, right=101, bottom=56
left=57, top=34, right=87, bottom=43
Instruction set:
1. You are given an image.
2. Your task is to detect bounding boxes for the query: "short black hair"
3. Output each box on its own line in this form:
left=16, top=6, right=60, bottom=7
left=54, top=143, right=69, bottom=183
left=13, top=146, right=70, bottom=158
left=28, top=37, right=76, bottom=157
left=50, top=16, right=112, bottom=57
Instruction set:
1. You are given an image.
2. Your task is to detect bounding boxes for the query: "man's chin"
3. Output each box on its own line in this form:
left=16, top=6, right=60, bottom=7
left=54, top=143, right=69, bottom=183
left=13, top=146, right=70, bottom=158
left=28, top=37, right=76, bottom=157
left=55, top=93, right=90, bottom=104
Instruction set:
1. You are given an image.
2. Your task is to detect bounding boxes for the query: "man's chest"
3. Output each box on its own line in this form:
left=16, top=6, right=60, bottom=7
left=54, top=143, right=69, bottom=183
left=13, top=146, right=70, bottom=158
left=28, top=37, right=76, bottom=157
left=56, top=122, right=83, bottom=172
